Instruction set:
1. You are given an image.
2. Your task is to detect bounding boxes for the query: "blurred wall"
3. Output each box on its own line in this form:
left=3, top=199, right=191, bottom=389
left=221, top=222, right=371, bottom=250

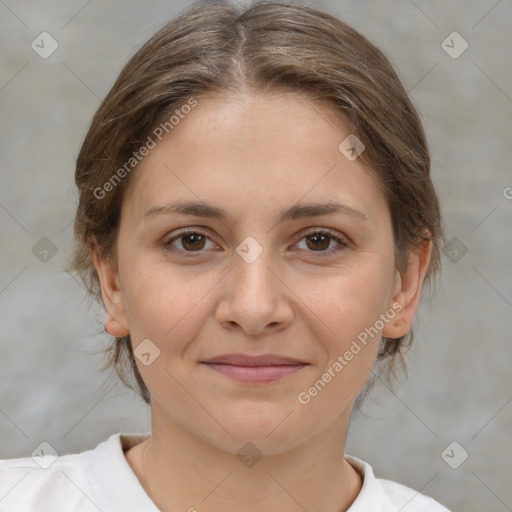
left=1, top=1, right=511, bottom=510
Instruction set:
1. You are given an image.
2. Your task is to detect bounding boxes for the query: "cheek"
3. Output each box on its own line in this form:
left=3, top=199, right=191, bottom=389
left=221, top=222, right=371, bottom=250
left=120, top=255, right=215, bottom=349
left=297, top=271, right=388, bottom=411
left=301, top=261, right=393, bottom=395
left=310, top=263, right=394, bottom=343
left=120, top=260, right=213, bottom=404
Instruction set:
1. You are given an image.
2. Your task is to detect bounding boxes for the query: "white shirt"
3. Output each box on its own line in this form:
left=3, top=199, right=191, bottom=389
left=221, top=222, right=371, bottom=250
left=0, top=432, right=451, bottom=511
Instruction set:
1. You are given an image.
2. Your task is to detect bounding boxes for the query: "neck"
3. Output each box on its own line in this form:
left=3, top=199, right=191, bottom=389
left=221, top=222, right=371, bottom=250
left=125, top=402, right=362, bottom=512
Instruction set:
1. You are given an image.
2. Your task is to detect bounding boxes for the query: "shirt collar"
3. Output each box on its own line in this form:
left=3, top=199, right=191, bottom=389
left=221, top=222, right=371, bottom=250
left=88, top=433, right=389, bottom=511
left=87, top=432, right=157, bottom=511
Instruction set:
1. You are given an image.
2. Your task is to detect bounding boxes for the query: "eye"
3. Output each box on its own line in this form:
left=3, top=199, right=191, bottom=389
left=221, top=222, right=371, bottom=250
left=292, top=229, right=349, bottom=256
left=163, top=227, right=349, bottom=258
left=164, top=228, right=217, bottom=255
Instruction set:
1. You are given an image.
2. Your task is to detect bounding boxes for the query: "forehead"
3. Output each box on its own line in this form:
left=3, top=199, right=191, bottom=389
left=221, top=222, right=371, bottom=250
left=122, top=91, right=387, bottom=225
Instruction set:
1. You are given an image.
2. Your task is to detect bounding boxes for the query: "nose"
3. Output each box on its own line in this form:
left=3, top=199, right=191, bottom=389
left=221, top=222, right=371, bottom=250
left=215, top=246, right=294, bottom=336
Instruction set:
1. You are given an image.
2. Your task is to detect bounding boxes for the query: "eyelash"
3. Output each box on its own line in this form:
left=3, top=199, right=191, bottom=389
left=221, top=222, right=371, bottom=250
left=163, top=227, right=349, bottom=258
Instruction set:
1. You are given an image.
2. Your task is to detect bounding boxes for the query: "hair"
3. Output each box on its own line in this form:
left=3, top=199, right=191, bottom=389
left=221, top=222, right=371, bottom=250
left=65, top=0, right=444, bottom=409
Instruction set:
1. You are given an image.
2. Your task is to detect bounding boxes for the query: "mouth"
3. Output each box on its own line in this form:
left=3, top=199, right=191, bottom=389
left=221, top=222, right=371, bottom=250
left=200, top=353, right=309, bottom=384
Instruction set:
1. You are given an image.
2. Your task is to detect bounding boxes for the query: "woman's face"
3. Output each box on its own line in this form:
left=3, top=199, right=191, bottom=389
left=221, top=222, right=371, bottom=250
left=95, top=91, right=426, bottom=454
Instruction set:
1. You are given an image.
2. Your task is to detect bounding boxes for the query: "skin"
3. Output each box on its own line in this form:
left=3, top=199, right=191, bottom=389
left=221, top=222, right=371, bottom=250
left=92, top=91, right=431, bottom=511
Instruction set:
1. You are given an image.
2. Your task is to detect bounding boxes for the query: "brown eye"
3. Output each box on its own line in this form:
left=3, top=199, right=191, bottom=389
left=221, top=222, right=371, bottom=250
left=305, top=233, right=331, bottom=251
left=180, top=233, right=206, bottom=251
left=164, top=229, right=216, bottom=255
left=294, top=229, right=349, bottom=256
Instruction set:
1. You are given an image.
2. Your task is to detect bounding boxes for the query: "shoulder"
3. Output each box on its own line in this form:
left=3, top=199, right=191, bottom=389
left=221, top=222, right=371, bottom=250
left=0, top=432, right=151, bottom=512
left=377, top=477, right=452, bottom=511
left=345, top=454, right=452, bottom=511
left=0, top=442, right=97, bottom=511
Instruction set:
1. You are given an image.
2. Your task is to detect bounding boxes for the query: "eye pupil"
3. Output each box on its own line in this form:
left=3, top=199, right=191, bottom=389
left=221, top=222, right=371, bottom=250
left=306, top=233, right=330, bottom=251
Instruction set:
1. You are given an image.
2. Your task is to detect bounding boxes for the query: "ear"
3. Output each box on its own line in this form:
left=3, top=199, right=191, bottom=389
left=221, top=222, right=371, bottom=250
left=89, top=246, right=130, bottom=337
left=382, top=237, right=432, bottom=339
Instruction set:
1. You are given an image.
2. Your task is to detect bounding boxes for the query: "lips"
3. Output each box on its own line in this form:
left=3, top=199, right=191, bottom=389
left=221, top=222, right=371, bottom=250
left=201, top=353, right=308, bottom=366
left=200, top=353, right=309, bottom=383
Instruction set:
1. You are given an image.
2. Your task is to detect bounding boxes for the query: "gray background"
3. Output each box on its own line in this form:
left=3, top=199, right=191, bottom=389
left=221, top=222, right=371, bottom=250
left=1, top=1, right=511, bottom=510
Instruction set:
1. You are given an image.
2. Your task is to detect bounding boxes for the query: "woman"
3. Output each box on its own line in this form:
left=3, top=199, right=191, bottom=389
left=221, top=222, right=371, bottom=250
left=0, top=2, right=449, bottom=510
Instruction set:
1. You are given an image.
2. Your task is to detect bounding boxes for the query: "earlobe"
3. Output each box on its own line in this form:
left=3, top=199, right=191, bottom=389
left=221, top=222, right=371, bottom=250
left=382, top=238, right=432, bottom=339
left=89, top=246, right=130, bottom=337
left=105, top=312, right=130, bottom=337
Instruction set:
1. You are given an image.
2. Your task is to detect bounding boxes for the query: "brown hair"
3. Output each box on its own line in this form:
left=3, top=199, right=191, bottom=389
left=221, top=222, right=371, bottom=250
left=65, top=0, right=443, bottom=408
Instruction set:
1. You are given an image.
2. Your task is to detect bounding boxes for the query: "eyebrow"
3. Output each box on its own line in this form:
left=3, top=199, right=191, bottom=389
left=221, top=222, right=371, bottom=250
left=142, top=200, right=368, bottom=223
